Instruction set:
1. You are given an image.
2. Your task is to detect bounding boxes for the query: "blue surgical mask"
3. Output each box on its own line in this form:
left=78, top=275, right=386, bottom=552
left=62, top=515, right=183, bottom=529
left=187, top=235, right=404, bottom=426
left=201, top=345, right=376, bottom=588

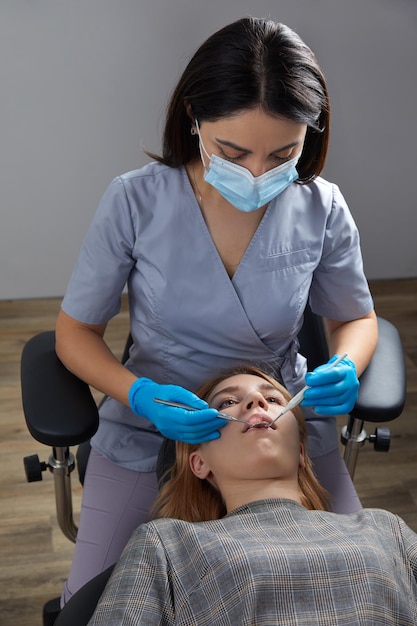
left=196, top=120, right=301, bottom=212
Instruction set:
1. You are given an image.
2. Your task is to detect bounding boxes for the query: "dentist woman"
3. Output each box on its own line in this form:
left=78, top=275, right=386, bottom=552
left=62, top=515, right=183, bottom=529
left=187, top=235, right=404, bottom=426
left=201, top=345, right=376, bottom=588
left=55, top=16, right=378, bottom=605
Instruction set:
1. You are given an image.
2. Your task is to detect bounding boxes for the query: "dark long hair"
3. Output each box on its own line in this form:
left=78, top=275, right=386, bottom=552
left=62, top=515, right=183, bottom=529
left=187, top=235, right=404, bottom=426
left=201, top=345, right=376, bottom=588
left=150, top=17, right=330, bottom=183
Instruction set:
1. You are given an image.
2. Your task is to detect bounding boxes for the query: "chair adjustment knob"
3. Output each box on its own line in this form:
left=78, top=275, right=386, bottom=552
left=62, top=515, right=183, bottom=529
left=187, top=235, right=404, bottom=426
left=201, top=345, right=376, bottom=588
left=368, top=427, right=391, bottom=452
left=23, top=454, right=49, bottom=482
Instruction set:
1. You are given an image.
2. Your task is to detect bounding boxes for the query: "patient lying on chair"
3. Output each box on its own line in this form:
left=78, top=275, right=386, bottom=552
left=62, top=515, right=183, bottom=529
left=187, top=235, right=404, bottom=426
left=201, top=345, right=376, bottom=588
left=88, top=365, right=417, bottom=625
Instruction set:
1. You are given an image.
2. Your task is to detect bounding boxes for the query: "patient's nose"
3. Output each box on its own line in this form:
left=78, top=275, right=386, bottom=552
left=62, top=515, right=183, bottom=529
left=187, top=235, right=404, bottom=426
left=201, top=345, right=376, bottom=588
left=246, top=394, right=267, bottom=410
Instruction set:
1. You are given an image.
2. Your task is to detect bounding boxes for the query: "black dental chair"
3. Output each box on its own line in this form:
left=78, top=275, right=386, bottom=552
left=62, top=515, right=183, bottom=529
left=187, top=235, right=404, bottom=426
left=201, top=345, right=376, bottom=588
left=21, top=307, right=406, bottom=626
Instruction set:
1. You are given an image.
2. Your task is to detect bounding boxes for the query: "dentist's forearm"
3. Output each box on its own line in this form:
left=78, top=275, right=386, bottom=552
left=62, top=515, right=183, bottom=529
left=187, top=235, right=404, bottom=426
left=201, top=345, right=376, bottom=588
left=55, top=309, right=137, bottom=405
left=323, top=310, right=378, bottom=377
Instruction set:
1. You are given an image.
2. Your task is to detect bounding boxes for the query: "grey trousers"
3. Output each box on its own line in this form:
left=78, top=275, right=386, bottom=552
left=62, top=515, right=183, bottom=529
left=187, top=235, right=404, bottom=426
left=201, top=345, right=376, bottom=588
left=60, top=448, right=159, bottom=607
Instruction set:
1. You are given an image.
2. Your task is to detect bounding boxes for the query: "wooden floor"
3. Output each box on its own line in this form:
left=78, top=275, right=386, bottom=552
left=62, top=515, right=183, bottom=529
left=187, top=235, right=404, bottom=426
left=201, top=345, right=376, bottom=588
left=0, top=279, right=416, bottom=625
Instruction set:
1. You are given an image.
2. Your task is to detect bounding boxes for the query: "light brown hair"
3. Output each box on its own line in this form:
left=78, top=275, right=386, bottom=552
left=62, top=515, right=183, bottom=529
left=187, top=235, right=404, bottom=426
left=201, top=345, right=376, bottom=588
left=153, top=365, right=329, bottom=521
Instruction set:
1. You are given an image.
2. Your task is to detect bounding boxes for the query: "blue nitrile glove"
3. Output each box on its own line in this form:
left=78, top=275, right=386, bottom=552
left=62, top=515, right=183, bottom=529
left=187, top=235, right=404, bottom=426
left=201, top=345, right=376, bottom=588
left=128, top=377, right=224, bottom=444
left=301, top=356, right=359, bottom=415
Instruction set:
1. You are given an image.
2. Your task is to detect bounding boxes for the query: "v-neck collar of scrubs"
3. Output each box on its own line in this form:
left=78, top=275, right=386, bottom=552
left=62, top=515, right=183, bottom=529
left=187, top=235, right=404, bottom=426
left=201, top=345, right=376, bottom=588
left=181, top=165, right=274, bottom=283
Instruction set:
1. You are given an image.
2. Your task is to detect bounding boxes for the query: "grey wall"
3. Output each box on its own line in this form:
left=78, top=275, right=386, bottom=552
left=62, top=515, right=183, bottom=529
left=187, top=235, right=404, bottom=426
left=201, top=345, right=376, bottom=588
left=1, top=0, right=416, bottom=299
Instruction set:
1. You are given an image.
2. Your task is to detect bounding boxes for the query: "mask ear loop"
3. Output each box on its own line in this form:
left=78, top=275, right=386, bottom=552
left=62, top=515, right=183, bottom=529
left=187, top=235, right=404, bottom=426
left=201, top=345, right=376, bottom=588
left=193, top=119, right=211, bottom=172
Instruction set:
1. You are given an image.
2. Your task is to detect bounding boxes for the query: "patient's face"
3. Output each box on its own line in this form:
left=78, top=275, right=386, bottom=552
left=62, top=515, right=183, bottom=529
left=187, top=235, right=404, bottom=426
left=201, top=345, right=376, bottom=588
left=191, top=374, right=304, bottom=483
left=208, top=373, right=288, bottom=424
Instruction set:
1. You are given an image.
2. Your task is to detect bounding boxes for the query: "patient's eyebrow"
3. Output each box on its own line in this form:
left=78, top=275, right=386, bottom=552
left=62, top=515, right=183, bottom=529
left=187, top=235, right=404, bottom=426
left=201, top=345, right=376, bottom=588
left=209, top=386, right=240, bottom=404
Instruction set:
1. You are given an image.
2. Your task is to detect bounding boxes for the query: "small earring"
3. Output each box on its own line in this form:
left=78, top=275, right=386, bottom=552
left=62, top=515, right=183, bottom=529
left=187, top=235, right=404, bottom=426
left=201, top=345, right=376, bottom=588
left=191, top=126, right=197, bottom=136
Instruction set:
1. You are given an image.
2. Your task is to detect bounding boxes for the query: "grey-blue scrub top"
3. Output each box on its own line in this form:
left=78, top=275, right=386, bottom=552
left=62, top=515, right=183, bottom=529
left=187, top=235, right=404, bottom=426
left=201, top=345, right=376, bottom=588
left=61, top=162, right=374, bottom=471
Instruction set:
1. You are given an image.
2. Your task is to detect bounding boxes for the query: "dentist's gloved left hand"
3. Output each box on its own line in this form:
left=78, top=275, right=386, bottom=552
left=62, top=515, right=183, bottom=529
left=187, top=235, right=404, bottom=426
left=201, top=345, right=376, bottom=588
left=301, top=356, right=359, bottom=415
left=128, top=377, right=223, bottom=444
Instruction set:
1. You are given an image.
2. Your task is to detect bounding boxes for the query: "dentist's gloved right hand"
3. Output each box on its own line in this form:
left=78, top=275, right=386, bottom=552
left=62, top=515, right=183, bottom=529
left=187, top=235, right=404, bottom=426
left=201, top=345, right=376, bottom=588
left=128, top=377, right=223, bottom=444
left=301, top=356, right=359, bottom=416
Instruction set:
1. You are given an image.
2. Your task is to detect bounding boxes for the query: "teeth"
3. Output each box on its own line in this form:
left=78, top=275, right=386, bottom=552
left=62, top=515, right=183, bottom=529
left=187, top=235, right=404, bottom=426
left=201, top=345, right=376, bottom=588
left=244, top=420, right=276, bottom=432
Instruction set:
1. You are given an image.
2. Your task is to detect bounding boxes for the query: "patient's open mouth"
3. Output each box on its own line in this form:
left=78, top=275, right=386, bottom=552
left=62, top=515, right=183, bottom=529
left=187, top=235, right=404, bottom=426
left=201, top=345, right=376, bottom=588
left=243, top=419, right=276, bottom=432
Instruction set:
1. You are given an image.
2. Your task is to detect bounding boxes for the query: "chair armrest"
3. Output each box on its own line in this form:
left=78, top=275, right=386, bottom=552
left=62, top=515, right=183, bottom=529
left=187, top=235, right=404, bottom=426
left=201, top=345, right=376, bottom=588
left=351, top=317, right=406, bottom=423
left=21, top=331, right=99, bottom=447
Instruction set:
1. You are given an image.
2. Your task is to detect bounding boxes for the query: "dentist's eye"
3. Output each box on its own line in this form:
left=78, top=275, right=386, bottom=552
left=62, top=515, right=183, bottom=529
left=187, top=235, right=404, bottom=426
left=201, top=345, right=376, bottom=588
left=272, top=155, right=291, bottom=164
left=219, top=149, right=245, bottom=163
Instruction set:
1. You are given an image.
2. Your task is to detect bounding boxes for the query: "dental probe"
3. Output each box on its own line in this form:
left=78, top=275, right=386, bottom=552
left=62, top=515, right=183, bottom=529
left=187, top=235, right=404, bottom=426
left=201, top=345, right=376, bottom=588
left=153, top=398, right=248, bottom=424
left=266, top=352, right=348, bottom=426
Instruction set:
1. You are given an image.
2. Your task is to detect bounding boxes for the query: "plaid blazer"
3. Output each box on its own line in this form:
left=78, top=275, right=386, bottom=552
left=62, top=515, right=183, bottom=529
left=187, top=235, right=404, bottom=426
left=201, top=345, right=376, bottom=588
left=89, top=499, right=417, bottom=625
